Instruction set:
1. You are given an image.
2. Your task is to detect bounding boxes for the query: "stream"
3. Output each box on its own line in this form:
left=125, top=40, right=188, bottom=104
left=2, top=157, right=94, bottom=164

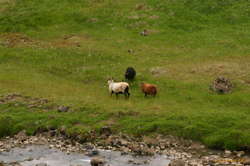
left=0, top=145, right=170, bottom=166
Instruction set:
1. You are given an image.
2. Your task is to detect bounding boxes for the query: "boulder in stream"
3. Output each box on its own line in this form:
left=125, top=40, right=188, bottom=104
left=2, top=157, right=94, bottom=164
left=90, top=157, right=105, bottom=166
left=169, top=159, right=185, bottom=166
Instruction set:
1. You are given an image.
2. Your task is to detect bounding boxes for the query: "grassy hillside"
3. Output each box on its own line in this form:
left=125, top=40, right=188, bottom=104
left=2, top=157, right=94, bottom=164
left=0, top=0, right=250, bottom=150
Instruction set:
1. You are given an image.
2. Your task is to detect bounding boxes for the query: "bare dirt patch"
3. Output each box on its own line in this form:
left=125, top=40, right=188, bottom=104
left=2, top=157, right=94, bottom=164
left=0, top=33, right=39, bottom=48
left=0, top=93, right=70, bottom=113
left=0, top=33, right=92, bottom=49
left=50, top=35, right=83, bottom=48
left=165, top=60, right=250, bottom=82
left=0, top=0, right=14, bottom=12
left=150, top=67, right=167, bottom=77
left=190, top=60, right=250, bottom=78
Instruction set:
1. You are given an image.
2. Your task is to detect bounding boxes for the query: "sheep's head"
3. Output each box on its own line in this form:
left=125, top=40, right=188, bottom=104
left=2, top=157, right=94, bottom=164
left=107, top=78, right=114, bottom=85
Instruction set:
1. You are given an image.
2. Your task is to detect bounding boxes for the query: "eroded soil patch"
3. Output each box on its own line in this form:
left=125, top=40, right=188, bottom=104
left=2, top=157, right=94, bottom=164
left=0, top=33, right=91, bottom=49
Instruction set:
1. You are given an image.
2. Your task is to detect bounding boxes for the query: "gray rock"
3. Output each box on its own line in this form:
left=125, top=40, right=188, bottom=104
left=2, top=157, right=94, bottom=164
left=242, top=157, right=250, bottom=165
left=128, top=49, right=134, bottom=54
left=35, top=163, right=48, bottom=166
left=169, top=159, right=185, bottom=166
left=236, top=151, right=245, bottom=157
left=6, top=162, right=22, bottom=166
left=14, top=130, right=27, bottom=140
left=140, top=30, right=148, bottom=36
left=119, top=139, right=128, bottom=146
left=100, top=126, right=112, bottom=136
left=90, top=157, right=105, bottom=166
left=224, top=150, right=232, bottom=157
left=87, top=149, right=99, bottom=156
left=25, top=157, right=33, bottom=161
left=57, top=106, right=70, bottom=112
left=210, top=76, right=233, bottom=94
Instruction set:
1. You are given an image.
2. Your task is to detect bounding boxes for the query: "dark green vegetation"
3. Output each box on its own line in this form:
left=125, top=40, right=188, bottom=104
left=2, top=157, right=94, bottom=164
left=0, top=0, right=250, bottom=150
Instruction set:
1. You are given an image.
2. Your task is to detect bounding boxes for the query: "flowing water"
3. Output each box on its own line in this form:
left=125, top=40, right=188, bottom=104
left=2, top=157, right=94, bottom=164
left=0, top=145, right=170, bottom=166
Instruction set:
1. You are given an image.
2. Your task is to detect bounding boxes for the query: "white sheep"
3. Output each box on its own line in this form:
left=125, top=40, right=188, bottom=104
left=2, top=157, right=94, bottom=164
left=107, top=79, right=130, bottom=98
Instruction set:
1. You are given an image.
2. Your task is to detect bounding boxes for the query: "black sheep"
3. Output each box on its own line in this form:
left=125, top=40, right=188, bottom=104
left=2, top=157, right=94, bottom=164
left=125, top=67, right=136, bottom=81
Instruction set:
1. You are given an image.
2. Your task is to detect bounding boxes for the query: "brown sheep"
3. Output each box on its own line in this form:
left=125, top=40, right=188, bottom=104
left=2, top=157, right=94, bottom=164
left=141, top=83, right=157, bottom=97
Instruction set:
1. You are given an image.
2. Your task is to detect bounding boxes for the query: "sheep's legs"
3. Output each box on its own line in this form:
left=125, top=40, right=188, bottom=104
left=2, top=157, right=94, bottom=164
left=124, top=92, right=130, bottom=99
left=124, top=86, right=130, bottom=99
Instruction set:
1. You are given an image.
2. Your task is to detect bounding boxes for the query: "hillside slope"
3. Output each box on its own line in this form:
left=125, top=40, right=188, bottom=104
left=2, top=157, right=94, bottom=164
left=0, top=0, right=250, bottom=150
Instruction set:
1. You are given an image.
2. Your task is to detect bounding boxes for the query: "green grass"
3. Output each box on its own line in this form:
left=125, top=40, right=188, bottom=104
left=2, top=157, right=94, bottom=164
left=0, top=0, right=250, bottom=150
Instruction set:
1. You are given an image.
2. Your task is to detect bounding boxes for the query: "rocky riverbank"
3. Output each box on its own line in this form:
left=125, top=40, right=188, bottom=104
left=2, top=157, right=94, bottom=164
left=0, top=130, right=250, bottom=166
left=1, top=93, right=250, bottom=165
